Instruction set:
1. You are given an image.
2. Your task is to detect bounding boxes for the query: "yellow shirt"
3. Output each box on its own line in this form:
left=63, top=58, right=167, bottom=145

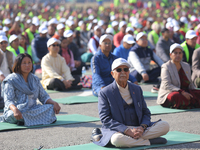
left=41, top=53, right=74, bottom=89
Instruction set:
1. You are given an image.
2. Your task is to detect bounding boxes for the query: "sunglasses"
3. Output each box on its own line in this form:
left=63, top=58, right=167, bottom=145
left=115, top=68, right=129, bottom=72
left=51, top=44, right=60, bottom=47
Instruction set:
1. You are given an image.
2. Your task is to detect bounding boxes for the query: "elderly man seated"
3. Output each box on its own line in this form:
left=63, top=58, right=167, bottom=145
left=91, top=34, right=137, bottom=97
left=91, top=58, right=169, bottom=148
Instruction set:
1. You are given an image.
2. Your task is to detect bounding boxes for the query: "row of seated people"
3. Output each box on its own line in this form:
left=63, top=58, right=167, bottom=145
left=0, top=35, right=200, bottom=148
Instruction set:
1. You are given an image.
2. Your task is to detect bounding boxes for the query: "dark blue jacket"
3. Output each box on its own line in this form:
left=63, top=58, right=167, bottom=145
left=94, top=81, right=153, bottom=147
left=31, top=34, right=49, bottom=60
left=91, top=50, right=137, bottom=96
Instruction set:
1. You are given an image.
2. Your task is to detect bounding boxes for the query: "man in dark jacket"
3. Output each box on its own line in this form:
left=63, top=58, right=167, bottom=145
left=91, top=58, right=169, bottom=147
left=31, top=26, right=49, bottom=68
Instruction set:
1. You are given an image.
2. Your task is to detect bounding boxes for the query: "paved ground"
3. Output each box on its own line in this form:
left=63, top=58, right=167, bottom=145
left=1, top=74, right=200, bottom=150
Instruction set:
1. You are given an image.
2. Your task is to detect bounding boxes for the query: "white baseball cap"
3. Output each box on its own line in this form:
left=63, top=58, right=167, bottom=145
left=78, top=20, right=84, bottom=27
left=57, top=23, right=65, bottom=30
left=32, top=18, right=40, bottom=26
left=166, top=22, right=174, bottom=29
left=48, top=18, right=58, bottom=26
left=106, top=28, right=114, bottom=35
left=134, top=22, right=142, bottom=28
left=190, top=15, right=197, bottom=22
left=92, top=19, right=98, bottom=24
left=110, top=15, right=116, bottom=21
left=136, top=32, right=147, bottom=41
left=112, top=58, right=131, bottom=71
left=67, top=20, right=74, bottom=26
left=0, top=30, right=6, bottom=36
left=0, top=35, right=8, bottom=43
left=39, top=26, right=48, bottom=34
left=123, top=34, right=135, bottom=44
left=119, top=21, right=127, bottom=29
left=173, top=26, right=180, bottom=32
left=185, top=30, right=197, bottom=39
left=15, top=16, right=20, bottom=22
left=88, top=15, right=94, bottom=20
left=111, top=21, right=118, bottom=27
left=170, top=43, right=183, bottom=54
left=2, top=26, right=9, bottom=32
left=9, top=34, right=18, bottom=43
left=125, top=27, right=134, bottom=33
left=47, top=38, right=61, bottom=47
left=99, top=34, right=113, bottom=45
left=4, top=18, right=11, bottom=25
left=26, top=19, right=31, bottom=24
left=94, top=25, right=101, bottom=31
left=63, top=30, right=73, bottom=38
left=68, top=16, right=74, bottom=21
left=180, top=16, right=188, bottom=24
left=98, top=20, right=104, bottom=26
left=59, top=18, right=66, bottom=23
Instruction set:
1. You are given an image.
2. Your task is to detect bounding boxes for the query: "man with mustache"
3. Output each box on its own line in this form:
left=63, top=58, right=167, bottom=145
left=91, top=58, right=170, bottom=148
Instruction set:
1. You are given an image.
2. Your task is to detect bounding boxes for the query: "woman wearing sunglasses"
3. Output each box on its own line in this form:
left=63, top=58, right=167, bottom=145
left=157, top=43, right=200, bottom=109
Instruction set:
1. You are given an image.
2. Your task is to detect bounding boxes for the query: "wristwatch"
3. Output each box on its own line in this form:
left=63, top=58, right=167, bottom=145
left=140, top=124, right=147, bottom=130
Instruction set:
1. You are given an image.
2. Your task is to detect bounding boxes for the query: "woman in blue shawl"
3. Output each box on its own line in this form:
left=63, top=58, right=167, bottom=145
left=0, top=53, right=60, bottom=126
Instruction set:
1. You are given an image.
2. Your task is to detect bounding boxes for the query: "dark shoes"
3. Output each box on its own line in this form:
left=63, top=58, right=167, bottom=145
left=149, top=137, right=167, bottom=145
left=91, top=128, right=102, bottom=142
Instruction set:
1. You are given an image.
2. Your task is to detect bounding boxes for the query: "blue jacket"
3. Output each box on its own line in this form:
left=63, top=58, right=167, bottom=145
left=94, top=81, right=153, bottom=147
left=91, top=50, right=137, bottom=96
left=113, top=44, right=131, bottom=60
left=31, top=35, right=49, bottom=60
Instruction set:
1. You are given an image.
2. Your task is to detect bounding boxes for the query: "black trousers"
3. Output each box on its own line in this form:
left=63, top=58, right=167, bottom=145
left=47, top=75, right=81, bottom=91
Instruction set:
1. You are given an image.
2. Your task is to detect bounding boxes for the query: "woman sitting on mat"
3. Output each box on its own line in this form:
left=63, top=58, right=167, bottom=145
left=0, top=53, right=61, bottom=126
left=157, top=43, right=200, bottom=109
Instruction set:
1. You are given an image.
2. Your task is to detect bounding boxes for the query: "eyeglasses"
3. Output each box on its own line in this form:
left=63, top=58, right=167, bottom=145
left=115, top=68, right=129, bottom=72
left=51, top=44, right=60, bottom=47
left=102, top=42, right=111, bottom=45
left=0, top=41, right=8, bottom=45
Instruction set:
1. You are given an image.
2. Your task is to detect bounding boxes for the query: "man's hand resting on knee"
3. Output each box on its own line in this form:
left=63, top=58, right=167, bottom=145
left=125, top=127, right=144, bottom=139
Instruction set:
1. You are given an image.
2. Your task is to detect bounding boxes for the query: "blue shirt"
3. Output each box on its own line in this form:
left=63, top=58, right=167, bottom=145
left=91, top=50, right=137, bottom=96
left=113, top=44, right=131, bottom=60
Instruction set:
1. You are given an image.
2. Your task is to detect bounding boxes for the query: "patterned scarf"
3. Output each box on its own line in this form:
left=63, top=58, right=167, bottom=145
left=1, top=73, right=39, bottom=97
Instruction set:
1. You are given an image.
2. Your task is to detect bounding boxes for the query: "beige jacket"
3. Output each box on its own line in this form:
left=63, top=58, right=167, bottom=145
left=192, top=48, right=200, bottom=87
left=157, top=60, right=195, bottom=104
left=41, top=53, right=74, bottom=89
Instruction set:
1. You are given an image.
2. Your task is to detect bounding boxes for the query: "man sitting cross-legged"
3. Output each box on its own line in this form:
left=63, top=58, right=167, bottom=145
left=91, top=58, right=169, bottom=148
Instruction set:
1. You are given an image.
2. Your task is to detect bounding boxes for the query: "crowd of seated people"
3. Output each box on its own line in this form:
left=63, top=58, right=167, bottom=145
left=1, top=1, right=200, bottom=133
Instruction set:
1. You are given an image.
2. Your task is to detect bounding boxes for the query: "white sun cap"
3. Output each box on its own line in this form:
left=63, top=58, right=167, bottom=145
left=4, top=18, right=11, bottom=25
left=0, top=35, right=8, bottom=43
left=99, top=34, right=113, bottom=45
left=3, top=26, right=9, bottom=32
left=185, top=30, right=197, bottom=39
left=39, top=26, right=48, bottom=34
left=57, top=23, right=65, bottom=30
left=111, top=21, right=118, bottom=27
left=63, top=30, right=73, bottom=38
left=9, top=34, right=18, bottom=43
left=123, top=34, right=135, bottom=44
left=47, top=38, right=61, bottom=47
left=112, top=58, right=131, bottom=71
left=106, top=28, right=114, bottom=35
left=170, top=43, right=183, bottom=54
left=125, top=27, right=134, bottom=33
left=136, top=32, right=147, bottom=41
left=119, top=21, right=127, bottom=29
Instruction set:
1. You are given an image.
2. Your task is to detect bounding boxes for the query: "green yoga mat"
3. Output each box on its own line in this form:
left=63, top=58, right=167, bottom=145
left=148, top=105, right=200, bottom=115
left=53, top=91, right=156, bottom=105
left=143, top=91, right=158, bottom=97
left=53, top=96, right=98, bottom=104
left=46, top=88, right=91, bottom=94
left=43, top=131, right=200, bottom=150
left=0, top=114, right=99, bottom=131
left=0, top=109, right=3, bottom=112
left=45, top=90, right=59, bottom=94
